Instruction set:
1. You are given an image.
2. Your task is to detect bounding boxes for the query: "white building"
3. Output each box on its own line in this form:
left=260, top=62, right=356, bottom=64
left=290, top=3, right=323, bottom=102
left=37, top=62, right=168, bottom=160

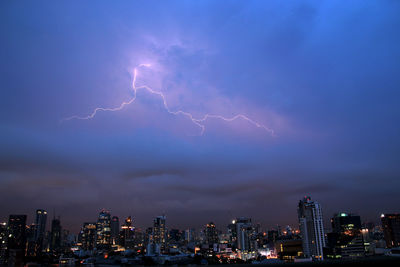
left=298, top=196, right=325, bottom=260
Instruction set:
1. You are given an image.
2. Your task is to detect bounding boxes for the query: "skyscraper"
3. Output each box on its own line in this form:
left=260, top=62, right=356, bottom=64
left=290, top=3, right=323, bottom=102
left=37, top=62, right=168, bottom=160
left=121, top=216, right=135, bottom=248
left=204, top=222, right=219, bottom=245
left=234, top=218, right=256, bottom=251
left=326, top=212, right=364, bottom=258
left=331, top=212, right=361, bottom=233
left=110, top=216, right=119, bottom=245
left=96, top=210, right=111, bottom=248
left=298, top=196, right=325, bottom=260
left=81, top=222, right=97, bottom=251
left=381, top=213, right=400, bottom=248
left=33, top=209, right=47, bottom=252
left=0, top=222, right=7, bottom=264
left=7, top=215, right=27, bottom=250
left=50, top=217, right=62, bottom=252
left=7, top=215, right=27, bottom=266
left=153, top=215, right=167, bottom=252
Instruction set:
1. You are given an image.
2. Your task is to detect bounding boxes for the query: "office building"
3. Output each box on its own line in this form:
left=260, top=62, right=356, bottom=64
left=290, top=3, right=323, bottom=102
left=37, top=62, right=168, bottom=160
left=121, top=216, right=135, bottom=248
left=50, top=217, right=62, bottom=251
left=204, top=222, right=219, bottom=245
left=110, top=216, right=119, bottom=245
left=381, top=213, right=400, bottom=248
left=298, top=196, right=325, bottom=260
left=33, top=209, right=47, bottom=252
left=96, top=210, right=111, bottom=248
left=81, top=222, right=97, bottom=251
left=153, top=215, right=167, bottom=252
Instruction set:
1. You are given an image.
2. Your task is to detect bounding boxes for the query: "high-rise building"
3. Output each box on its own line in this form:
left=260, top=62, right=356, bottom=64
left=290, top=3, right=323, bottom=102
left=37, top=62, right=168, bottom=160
left=235, top=218, right=255, bottom=251
left=81, top=222, right=97, bottom=251
left=110, top=216, right=119, bottom=245
left=381, top=213, right=400, bottom=248
left=33, top=209, right=47, bottom=252
left=231, top=217, right=257, bottom=260
left=204, top=222, right=219, bottom=245
left=326, top=213, right=364, bottom=258
left=96, top=210, right=111, bottom=248
left=184, top=228, right=195, bottom=244
left=7, top=215, right=27, bottom=266
left=298, top=196, right=325, bottom=260
left=7, top=215, right=27, bottom=250
left=50, top=217, right=62, bottom=251
left=331, top=213, right=361, bottom=233
left=169, top=229, right=183, bottom=243
left=153, top=215, right=167, bottom=252
left=227, top=222, right=237, bottom=246
left=121, top=216, right=135, bottom=248
left=0, top=222, right=7, bottom=264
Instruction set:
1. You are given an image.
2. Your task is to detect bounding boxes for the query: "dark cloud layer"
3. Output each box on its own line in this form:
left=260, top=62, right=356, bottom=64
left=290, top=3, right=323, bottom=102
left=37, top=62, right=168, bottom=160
left=1, top=0, right=400, bottom=232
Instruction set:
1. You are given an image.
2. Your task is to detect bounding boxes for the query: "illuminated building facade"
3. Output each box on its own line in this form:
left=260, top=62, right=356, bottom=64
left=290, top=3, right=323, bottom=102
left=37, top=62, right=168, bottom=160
left=153, top=215, right=167, bottom=252
left=96, top=210, right=111, bottom=248
left=298, top=196, right=325, bottom=260
left=232, top=217, right=257, bottom=259
left=275, top=239, right=303, bottom=260
left=121, top=216, right=135, bottom=248
left=326, top=213, right=364, bottom=258
left=204, top=222, right=219, bottom=245
left=332, top=213, right=361, bottom=233
left=381, top=213, right=400, bottom=248
left=81, top=222, right=97, bottom=251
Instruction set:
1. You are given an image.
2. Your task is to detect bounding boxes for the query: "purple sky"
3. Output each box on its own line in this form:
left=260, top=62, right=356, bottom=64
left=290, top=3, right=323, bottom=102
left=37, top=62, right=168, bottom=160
left=1, top=1, right=400, bottom=233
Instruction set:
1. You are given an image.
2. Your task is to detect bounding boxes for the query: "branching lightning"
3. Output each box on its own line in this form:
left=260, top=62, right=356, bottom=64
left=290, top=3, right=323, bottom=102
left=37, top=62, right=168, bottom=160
left=62, top=64, right=275, bottom=136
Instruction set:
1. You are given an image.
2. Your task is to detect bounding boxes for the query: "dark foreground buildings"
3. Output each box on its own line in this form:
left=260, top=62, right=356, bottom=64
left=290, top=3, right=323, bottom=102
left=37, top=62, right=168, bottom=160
left=381, top=214, right=400, bottom=248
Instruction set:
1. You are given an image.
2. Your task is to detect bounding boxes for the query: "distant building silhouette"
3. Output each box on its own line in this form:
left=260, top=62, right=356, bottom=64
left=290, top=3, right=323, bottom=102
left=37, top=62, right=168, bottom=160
left=33, top=209, right=47, bottom=254
left=7, top=215, right=27, bottom=266
left=110, top=216, right=119, bottom=245
left=50, top=217, right=62, bottom=251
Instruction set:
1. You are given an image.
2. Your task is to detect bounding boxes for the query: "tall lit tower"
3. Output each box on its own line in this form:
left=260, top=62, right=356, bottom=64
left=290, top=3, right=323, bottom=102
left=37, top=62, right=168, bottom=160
left=153, top=215, right=167, bottom=252
left=81, top=222, right=97, bottom=251
left=121, top=216, right=135, bottom=248
left=96, top=210, right=111, bottom=248
left=204, top=222, right=219, bottom=245
left=298, top=196, right=325, bottom=260
left=33, top=209, right=47, bottom=251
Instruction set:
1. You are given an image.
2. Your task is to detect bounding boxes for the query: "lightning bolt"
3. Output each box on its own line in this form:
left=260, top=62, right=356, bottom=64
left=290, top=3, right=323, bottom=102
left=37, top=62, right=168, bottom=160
left=62, top=64, right=275, bottom=136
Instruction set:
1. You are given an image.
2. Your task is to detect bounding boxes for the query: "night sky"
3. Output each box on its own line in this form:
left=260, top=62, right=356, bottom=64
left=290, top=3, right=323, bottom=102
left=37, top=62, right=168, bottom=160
left=1, top=1, right=400, bottom=233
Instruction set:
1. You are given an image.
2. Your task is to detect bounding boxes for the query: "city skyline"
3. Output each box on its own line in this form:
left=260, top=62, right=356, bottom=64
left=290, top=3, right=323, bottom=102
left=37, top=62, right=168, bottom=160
left=1, top=0, right=400, bottom=242
left=1, top=196, right=399, bottom=264
left=0, top=197, right=389, bottom=235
